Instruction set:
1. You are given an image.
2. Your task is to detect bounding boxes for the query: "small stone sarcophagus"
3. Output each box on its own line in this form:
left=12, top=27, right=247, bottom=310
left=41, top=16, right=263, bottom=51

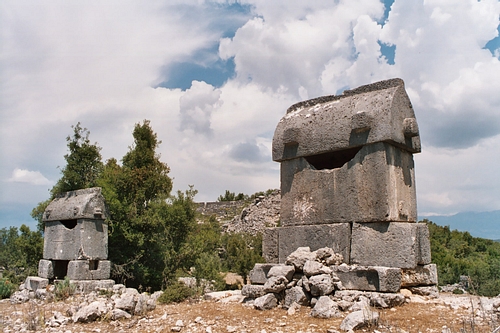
left=262, top=78, right=436, bottom=292
left=39, top=187, right=111, bottom=281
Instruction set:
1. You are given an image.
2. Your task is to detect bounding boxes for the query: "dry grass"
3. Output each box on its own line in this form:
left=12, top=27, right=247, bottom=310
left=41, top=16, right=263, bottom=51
left=0, top=293, right=498, bottom=332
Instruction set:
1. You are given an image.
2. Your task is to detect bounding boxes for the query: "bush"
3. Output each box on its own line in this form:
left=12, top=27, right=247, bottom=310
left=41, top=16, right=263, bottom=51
left=0, top=278, right=16, bottom=299
left=54, top=277, right=75, bottom=301
left=158, top=281, right=196, bottom=304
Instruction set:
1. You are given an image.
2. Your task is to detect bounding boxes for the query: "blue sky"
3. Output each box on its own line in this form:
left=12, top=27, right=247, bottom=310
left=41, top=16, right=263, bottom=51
left=1, top=0, right=500, bottom=231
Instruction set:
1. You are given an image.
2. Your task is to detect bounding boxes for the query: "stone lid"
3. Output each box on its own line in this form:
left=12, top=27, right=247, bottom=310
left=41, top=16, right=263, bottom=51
left=272, top=78, right=421, bottom=162
left=43, top=187, right=109, bottom=221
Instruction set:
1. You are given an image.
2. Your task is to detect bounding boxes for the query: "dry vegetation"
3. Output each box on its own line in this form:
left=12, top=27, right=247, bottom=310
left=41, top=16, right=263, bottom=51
left=0, top=293, right=497, bottom=333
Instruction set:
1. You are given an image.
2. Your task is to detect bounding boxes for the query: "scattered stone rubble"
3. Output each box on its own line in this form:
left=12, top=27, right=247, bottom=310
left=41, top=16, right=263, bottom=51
left=242, top=246, right=413, bottom=329
left=224, top=190, right=281, bottom=235
left=8, top=282, right=161, bottom=328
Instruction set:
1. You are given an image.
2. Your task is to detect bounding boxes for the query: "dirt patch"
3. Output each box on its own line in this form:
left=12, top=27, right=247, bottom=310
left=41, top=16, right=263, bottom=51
left=0, top=293, right=497, bottom=332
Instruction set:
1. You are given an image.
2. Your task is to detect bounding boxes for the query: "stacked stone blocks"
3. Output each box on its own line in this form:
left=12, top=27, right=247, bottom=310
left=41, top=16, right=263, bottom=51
left=261, top=78, right=436, bottom=293
left=38, top=187, right=113, bottom=290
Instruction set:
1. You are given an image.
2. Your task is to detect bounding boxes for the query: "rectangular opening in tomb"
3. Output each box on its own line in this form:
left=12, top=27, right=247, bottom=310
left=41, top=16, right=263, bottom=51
left=304, top=146, right=362, bottom=170
left=53, top=260, right=69, bottom=279
left=61, top=219, right=78, bottom=229
left=89, top=260, right=99, bottom=271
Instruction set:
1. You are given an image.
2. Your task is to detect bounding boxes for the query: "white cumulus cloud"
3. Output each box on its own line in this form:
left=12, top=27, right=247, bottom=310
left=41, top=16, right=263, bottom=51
left=7, top=168, right=51, bottom=186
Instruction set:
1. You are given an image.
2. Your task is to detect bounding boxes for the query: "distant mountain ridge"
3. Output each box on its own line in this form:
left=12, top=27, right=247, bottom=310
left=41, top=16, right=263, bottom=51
left=419, top=210, right=500, bottom=240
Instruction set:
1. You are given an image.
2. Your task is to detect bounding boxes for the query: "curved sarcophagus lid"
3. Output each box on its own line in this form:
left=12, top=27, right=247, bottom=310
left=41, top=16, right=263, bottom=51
left=272, top=78, right=421, bottom=163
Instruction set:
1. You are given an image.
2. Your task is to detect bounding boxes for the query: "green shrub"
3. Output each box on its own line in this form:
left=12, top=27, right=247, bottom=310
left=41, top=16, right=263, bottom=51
left=452, top=288, right=464, bottom=294
left=158, top=281, right=196, bottom=304
left=0, top=278, right=16, bottom=299
left=193, top=252, right=225, bottom=291
left=54, top=277, right=75, bottom=300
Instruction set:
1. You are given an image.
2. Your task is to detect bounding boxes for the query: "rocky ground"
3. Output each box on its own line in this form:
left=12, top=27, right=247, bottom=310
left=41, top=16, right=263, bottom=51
left=1, top=290, right=499, bottom=333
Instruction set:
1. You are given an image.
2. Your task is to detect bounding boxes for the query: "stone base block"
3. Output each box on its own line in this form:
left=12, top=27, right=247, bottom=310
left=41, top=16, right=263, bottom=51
left=69, top=279, right=115, bottom=294
left=24, top=276, right=49, bottom=291
left=249, top=263, right=280, bottom=285
left=38, top=259, right=54, bottom=279
left=350, top=222, right=431, bottom=268
left=67, top=260, right=111, bottom=280
left=263, top=224, right=351, bottom=264
left=401, top=264, right=438, bottom=287
left=332, top=265, right=402, bottom=293
left=262, top=229, right=279, bottom=263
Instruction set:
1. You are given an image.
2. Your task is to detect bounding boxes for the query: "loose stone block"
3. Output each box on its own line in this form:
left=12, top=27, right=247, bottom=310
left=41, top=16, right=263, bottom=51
left=249, top=263, right=279, bottom=285
left=70, top=279, right=115, bottom=294
left=277, top=224, right=351, bottom=264
left=401, top=264, right=438, bottom=287
left=67, top=260, right=111, bottom=280
left=38, top=259, right=54, bottom=279
left=241, top=284, right=267, bottom=298
left=332, top=265, right=402, bottom=293
left=279, top=142, right=417, bottom=226
left=267, top=265, right=295, bottom=282
left=350, top=222, right=430, bottom=268
left=24, top=277, right=49, bottom=291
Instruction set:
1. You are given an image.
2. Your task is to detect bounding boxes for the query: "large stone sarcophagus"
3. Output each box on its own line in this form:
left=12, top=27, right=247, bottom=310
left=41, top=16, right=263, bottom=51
left=261, top=78, right=436, bottom=292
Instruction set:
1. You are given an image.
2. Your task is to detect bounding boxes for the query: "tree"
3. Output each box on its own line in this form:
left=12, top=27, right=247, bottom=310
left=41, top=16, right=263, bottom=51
left=0, top=225, right=43, bottom=284
left=52, top=122, right=103, bottom=194
left=102, top=120, right=195, bottom=290
left=217, top=190, right=248, bottom=202
left=31, top=123, right=103, bottom=231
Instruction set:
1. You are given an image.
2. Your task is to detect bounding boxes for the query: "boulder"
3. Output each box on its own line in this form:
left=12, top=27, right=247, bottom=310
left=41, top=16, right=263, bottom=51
left=109, top=309, right=132, bottom=320
left=263, top=276, right=287, bottom=293
left=303, top=260, right=332, bottom=276
left=340, top=309, right=379, bottom=331
left=284, top=286, right=310, bottom=308
left=73, top=301, right=108, bottom=323
left=310, top=296, right=340, bottom=318
left=286, top=247, right=316, bottom=271
left=267, top=265, right=295, bottom=282
left=242, top=285, right=267, bottom=299
left=309, top=274, right=335, bottom=296
left=254, top=293, right=278, bottom=310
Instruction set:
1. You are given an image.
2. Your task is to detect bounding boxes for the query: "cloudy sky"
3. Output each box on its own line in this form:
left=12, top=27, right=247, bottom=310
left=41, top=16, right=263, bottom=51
left=1, top=0, right=500, bottom=230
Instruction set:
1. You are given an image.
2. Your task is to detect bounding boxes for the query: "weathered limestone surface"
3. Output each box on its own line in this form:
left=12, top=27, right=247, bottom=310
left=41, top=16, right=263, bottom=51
left=350, top=222, right=431, bottom=268
left=262, top=228, right=279, bottom=263
left=273, top=79, right=420, bottom=160
left=38, top=259, right=54, bottom=279
left=401, top=264, right=438, bottom=287
left=24, top=277, right=49, bottom=291
left=280, top=142, right=417, bottom=226
left=67, top=260, right=111, bottom=280
left=332, top=265, right=402, bottom=293
left=71, top=279, right=115, bottom=294
left=43, top=219, right=108, bottom=260
left=249, top=263, right=279, bottom=285
left=274, top=224, right=351, bottom=264
left=43, top=187, right=108, bottom=221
